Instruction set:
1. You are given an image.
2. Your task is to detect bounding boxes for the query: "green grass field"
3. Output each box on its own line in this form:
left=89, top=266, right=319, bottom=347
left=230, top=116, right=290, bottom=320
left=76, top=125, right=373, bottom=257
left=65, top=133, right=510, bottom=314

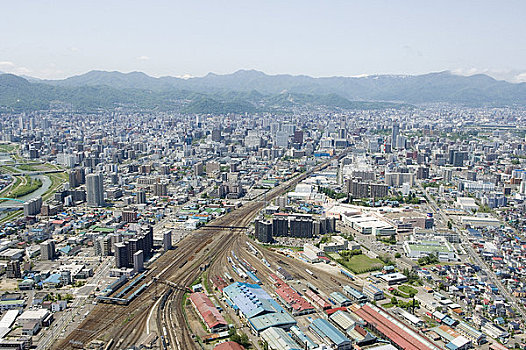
left=0, top=144, right=17, bottom=153
left=337, top=254, right=384, bottom=274
left=42, top=172, right=67, bottom=201
left=6, top=175, right=42, bottom=198
left=0, top=166, right=18, bottom=174
left=398, top=285, right=418, bottom=297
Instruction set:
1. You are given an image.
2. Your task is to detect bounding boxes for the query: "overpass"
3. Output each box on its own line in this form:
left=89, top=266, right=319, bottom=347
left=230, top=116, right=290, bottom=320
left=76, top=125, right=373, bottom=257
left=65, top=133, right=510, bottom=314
left=0, top=198, right=24, bottom=203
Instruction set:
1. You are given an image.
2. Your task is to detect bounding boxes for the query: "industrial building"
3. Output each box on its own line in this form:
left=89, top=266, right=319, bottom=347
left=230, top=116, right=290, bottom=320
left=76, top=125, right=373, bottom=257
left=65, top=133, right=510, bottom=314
left=403, top=237, right=457, bottom=262
left=363, top=283, right=385, bottom=301
left=189, top=292, right=228, bottom=333
left=270, top=274, right=314, bottom=316
left=309, top=318, right=352, bottom=350
left=353, top=303, right=441, bottom=350
left=260, top=327, right=301, bottom=350
left=223, top=282, right=296, bottom=335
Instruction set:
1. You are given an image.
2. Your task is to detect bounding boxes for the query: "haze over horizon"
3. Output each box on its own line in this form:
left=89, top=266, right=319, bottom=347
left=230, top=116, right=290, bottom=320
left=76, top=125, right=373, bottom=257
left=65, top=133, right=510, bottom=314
left=1, top=1, right=526, bottom=82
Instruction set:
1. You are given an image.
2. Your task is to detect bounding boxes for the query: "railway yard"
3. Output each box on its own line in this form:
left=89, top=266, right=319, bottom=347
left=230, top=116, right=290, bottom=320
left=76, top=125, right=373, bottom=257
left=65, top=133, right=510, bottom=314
left=52, top=155, right=341, bottom=350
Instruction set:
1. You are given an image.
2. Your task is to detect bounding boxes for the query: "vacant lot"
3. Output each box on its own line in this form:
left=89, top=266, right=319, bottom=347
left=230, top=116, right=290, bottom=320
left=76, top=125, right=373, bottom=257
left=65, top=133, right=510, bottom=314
left=337, top=254, right=384, bottom=274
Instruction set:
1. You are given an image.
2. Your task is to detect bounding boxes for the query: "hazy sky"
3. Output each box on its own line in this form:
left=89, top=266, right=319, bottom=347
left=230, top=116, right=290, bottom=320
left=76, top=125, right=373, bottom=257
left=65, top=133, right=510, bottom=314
left=1, top=1, right=525, bottom=81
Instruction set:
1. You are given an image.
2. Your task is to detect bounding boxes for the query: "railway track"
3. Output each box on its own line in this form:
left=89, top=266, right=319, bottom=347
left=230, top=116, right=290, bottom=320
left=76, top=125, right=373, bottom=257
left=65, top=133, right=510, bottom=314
left=52, top=151, right=348, bottom=350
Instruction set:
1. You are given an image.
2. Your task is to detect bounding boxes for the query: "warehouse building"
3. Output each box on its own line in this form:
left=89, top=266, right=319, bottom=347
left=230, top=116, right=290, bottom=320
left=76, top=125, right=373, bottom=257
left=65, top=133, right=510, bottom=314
left=353, top=303, right=442, bottom=350
left=329, top=292, right=352, bottom=307
left=189, top=292, right=228, bottom=333
left=223, top=282, right=296, bottom=335
left=363, top=283, right=385, bottom=301
left=260, top=327, right=302, bottom=350
left=309, top=318, right=352, bottom=350
left=289, top=325, right=318, bottom=350
left=271, top=274, right=314, bottom=316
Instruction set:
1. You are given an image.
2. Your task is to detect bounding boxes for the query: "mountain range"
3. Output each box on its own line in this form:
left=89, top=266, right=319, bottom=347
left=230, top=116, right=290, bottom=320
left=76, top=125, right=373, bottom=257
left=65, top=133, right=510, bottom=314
left=1, top=69, right=525, bottom=113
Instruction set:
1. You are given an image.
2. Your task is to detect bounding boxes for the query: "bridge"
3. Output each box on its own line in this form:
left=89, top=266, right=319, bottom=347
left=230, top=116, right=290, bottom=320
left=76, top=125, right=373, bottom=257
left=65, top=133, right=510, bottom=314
left=201, top=225, right=248, bottom=230
left=0, top=198, right=24, bottom=203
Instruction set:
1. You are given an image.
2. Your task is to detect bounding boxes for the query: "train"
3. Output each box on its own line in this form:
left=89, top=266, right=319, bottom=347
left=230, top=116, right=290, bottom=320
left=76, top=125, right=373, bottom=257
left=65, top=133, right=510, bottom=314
left=231, top=251, right=238, bottom=261
left=340, top=269, right=355, bottom=281
left=246, top=242, right=258, bottom=255
left=224, top=272, right=234, bottom=282
left=246, top=270, right=261, bottom=285
left=305, top=268, right=317, bottom=278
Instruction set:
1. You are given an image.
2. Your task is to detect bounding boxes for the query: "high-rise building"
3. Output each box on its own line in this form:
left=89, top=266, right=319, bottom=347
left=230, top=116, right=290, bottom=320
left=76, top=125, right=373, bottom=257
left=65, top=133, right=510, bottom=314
left=23, top=196, right=42, bottom=216
left=255, top=220, right=273, bottom=243
left=211, top=128, right=222, bottom=142
left=193, top=162, right=204, bottom=176
left=136, top=190, right=146, bottom=204
left=416, top=167, right=430, bottom=180
left=114, top=242, right=129, bottom=268
left=274, top=131, right=289, bottom=148
left=40, top=240, right=56, bottom=261
left=86, top=173, right=105, bottom=207
left=133, top=250, right=144, bottom=272
left=6, top=261, right=21, bottom=278
left=289, top=217, right=313, bottom=238
left=163, top=230, right=172, bottom=251
left=153, top=182, right=168, bottom=196
left=391, top=123, right=400, bottom=149
left=272, top=216, right=289, bottom=237
left=293, top=130, right=304, bottom=144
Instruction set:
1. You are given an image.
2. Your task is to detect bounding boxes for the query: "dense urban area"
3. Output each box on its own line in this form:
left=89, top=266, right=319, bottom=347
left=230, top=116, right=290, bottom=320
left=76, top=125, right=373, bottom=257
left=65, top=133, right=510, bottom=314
left=0, top=103, right=525, bottom=350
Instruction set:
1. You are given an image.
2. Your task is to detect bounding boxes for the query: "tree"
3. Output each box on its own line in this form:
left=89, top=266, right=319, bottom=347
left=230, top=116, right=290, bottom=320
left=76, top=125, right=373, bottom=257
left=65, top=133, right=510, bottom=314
left=395, top=252, right=401, bottom=258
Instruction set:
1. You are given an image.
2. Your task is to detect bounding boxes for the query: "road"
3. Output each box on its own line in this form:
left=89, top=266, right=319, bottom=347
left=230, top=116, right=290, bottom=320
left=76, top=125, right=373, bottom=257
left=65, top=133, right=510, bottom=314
left=37, top=257, right=113, bottom=349
left=420, top=183, right=526, bottom=321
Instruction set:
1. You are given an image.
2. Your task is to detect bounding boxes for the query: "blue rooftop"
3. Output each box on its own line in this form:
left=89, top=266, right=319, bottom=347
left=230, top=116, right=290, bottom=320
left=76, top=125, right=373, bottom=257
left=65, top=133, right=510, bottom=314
left=309, top=318, right=350, bottom=346
left=224, top=282, right=284, bottom=319
left=43, top=273, right=61, bottom=285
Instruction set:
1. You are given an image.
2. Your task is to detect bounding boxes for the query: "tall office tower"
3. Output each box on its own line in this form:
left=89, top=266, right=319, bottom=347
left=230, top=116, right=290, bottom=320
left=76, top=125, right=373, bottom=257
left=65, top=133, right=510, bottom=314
left=274, top=131, right=289, bottom=148
left=293, top=130, right=304, bottom=144
left=86, top=173, right=105, bottom=207
left=18, top=115, right=24, bottom=130
left=211, top=128, right=222, bottom=142
left=270, top=122, right=280, bottom=135
left=392, top=123, right=400, bottom=149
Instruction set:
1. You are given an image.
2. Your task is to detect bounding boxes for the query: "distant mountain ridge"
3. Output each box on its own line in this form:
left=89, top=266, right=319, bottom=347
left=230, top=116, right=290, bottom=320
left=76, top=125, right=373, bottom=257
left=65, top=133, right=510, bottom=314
left=0, top=73, right=406, bottom=113
left=1, top=69, right=525, bottom=112
left=42, top=69, right=526, bottom=106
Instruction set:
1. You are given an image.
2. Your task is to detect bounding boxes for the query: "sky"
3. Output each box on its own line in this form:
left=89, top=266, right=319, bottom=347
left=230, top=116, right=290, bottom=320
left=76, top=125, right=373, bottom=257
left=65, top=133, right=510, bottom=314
left=1, top=0, right=526, bottom=82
